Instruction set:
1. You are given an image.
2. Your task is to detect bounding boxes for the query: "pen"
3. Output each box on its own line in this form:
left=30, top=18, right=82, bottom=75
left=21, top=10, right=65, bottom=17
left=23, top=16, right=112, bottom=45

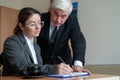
left=58, top=56, right=65, bottom=63
left=58, top=56, right=72, bottom=67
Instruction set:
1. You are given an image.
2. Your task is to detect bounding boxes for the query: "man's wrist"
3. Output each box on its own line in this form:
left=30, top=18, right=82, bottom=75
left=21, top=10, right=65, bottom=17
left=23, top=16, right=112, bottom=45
left=74, top=60, right=83, bottom=68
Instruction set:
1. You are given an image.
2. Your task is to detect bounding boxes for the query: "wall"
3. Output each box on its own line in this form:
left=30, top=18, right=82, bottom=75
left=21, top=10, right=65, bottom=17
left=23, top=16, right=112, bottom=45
left=0, top=0, right=22, bottom=10
left=78, top=0, right=120, bottom=64
left=0, top=6, right=19, bottom=53
left=0, top=0, right=50, bottom=12
left=22, top=0, right=50, bottom=12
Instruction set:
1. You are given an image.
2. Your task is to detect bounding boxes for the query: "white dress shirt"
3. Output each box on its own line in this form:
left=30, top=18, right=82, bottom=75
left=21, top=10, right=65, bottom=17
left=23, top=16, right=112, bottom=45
left=49, top=22, right=59, bottom=40
left=24, top=35, right=38, bottom=64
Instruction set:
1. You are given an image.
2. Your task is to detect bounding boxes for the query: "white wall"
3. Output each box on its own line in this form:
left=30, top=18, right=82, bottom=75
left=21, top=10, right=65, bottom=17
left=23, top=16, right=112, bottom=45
left=78, top=0, right=120, bottom=65
left=22, top=0, right=50, bottom=12
left=0, top=0, right=22, bottom=10
left=0, top=0, right=120, bottom=65
left=0, top=0, right=50, bottom=12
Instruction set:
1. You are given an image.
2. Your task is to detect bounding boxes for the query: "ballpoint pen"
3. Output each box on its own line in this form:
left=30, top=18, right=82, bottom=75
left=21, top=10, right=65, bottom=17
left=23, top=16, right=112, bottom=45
left=58, top=56, right=65, bottom=63
left=58, top=56, right=72, bottom=67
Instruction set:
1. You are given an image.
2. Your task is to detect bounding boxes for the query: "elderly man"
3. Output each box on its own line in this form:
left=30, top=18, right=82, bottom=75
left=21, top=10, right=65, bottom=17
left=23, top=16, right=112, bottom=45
left=37, top=0, right=90, bottom=73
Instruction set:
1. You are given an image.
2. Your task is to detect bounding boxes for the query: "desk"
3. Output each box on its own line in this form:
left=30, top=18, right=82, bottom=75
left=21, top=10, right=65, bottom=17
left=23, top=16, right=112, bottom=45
left=0, top=74, right=119, bottom=80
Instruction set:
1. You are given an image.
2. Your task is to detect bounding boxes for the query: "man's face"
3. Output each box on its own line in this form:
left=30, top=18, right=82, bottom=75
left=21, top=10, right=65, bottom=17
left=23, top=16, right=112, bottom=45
left=50, top=8, right=69, bottom=27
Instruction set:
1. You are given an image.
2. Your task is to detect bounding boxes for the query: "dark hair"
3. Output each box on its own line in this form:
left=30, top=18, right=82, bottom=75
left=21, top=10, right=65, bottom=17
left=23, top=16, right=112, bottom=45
left=14, top=7, right=41, bottom=34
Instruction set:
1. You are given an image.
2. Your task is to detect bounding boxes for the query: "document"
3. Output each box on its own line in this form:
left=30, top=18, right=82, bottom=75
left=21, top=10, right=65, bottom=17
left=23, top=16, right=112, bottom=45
left=47, top=72, right=90, bottom=78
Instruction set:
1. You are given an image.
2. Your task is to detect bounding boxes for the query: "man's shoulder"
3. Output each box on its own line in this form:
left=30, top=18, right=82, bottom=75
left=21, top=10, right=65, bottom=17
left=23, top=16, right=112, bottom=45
left=41, top=12, right=50, bottom=17
left=68, top=14, right=77, bottom=20
left=41, top=12, right=50, bottom=20
left=65, top=15, right=78, bottom=24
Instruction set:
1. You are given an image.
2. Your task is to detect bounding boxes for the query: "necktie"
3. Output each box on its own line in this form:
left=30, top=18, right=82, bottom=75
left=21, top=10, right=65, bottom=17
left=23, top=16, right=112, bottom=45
left=50, top=27, right=58, bottom=49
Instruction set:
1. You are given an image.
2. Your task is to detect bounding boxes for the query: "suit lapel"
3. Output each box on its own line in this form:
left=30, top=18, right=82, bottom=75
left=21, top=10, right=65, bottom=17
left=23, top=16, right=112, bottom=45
left=34, top=43, right=43, bottom=64
left=53, top=25, right=65, bottom=52
left=45, top=24, right=50, bottom=43
left=18, top=33, right=34, bottom=63
left=41, top=12, right=51, bottom=44
left=41, top=24, right=50, bottom=45
left=25, top=45, right=34, bottom=63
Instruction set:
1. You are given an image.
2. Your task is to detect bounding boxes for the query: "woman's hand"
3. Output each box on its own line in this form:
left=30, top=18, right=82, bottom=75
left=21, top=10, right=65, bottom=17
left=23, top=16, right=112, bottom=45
left=56, top=63, right=73, bottom=75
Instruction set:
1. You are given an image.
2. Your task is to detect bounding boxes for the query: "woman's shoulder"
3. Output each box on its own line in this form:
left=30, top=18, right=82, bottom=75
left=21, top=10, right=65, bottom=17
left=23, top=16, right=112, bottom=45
left=4, top=33, right=24, bottom=45
left=5, top=34, right=19, bottom=41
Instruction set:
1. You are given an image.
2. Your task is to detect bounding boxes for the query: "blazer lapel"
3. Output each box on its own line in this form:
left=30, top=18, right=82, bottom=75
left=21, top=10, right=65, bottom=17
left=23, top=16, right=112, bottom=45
left=45, top=24, right=50, bottom=43
left=18, top=33, right=34, bottom=63
left=53, top=25, right=65, bottom=52
left=25, top=45, right=34, bottom=63
left=34, top=43, right=43, bottom=64
left=41, top=12, right=51, bottom=44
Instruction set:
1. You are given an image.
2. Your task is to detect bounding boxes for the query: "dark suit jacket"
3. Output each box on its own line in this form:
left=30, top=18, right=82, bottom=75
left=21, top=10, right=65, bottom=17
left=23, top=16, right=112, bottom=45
left=2, top=32, right=56, bottom=76
left=37, top=12, right=86, bottom=66
left=0, top=53, right=3, bottom=66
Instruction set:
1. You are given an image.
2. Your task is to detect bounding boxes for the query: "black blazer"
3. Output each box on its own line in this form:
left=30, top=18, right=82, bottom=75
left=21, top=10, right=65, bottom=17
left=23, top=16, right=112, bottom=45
left=37, top=12, right=86, bottom=66
left=2, top=32, right=56, bottom=76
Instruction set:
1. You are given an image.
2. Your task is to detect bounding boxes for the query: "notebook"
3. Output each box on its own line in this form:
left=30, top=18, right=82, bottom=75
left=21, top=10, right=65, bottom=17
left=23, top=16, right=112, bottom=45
left=47, top=72, right=90, bottom=78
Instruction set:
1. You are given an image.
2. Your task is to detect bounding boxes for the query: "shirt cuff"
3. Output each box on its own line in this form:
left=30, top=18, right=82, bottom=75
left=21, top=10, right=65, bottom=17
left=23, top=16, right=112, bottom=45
left=74, top=60, right=83, bottom=68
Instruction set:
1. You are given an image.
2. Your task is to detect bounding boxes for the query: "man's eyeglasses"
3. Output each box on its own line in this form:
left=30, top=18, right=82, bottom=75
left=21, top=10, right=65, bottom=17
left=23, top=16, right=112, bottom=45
left=25, top=21, right=44, bottom=28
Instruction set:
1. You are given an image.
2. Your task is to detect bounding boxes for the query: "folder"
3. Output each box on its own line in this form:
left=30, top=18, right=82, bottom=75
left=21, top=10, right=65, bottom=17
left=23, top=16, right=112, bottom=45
left=47, top=72, right=90, bottom=78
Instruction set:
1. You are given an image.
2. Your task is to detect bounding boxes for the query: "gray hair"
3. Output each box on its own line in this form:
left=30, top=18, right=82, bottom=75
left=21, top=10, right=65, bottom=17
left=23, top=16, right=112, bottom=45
left=50, top=0, right=73, bottom=14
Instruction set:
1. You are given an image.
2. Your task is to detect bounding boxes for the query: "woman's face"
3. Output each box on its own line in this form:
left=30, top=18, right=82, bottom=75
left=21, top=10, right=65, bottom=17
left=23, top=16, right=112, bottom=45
left=21, top=13, right=42, bottom=39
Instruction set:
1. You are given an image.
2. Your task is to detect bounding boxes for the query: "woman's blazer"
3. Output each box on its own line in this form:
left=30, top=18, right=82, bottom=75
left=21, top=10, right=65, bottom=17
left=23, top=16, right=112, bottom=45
left=2, top=32, right=56, bottom=76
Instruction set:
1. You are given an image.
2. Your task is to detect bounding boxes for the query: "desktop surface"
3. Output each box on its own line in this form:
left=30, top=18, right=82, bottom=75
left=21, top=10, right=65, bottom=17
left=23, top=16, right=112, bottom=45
left=0, top=74, right=119, bottom=80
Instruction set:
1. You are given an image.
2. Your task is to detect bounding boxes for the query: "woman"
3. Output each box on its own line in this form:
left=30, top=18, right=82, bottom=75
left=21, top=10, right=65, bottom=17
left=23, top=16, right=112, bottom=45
left=2, top=7, right=72, bottom=76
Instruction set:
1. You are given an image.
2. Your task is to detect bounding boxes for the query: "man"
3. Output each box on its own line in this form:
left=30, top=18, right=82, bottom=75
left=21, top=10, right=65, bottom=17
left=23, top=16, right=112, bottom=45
left=37, top=0, right=89, bottom=72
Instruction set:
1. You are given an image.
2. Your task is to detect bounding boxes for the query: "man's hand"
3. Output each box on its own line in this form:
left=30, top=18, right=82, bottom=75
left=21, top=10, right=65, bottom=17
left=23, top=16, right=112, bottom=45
left=72, top=65, right=91, bottom=74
